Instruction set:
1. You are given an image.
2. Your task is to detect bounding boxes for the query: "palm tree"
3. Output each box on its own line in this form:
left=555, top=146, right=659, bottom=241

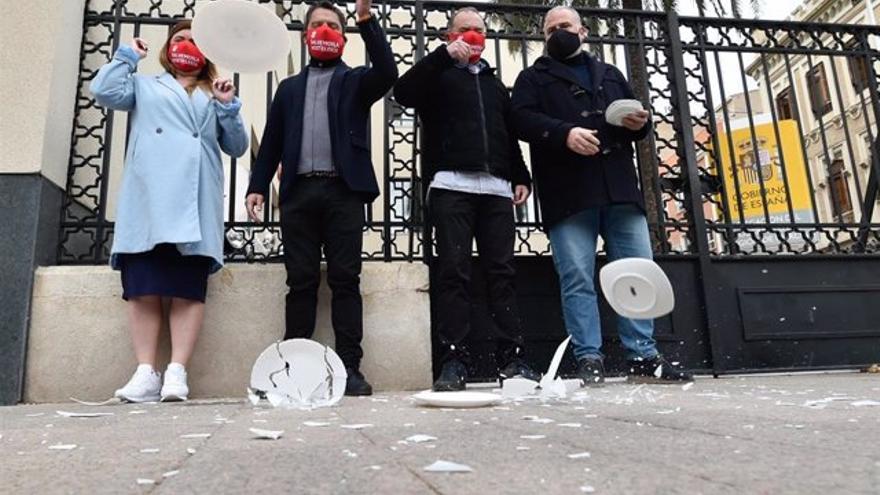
left=493, top=0, right=760, bottom=250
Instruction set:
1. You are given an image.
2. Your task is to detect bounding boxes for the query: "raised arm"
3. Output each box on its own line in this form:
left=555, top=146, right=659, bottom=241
left=355, top=1, right=399, bottom=105
left=89, top=43, right=143, bottom=111
left=393, top=46, right=457, bottom=110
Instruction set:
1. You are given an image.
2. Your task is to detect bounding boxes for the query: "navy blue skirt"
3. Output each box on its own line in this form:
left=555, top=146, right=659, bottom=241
left=119, top=244, right=212, bottom=302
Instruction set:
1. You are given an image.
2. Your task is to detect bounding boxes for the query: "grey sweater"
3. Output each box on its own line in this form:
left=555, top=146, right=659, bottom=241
left=297, top=66, right=335, bottom=174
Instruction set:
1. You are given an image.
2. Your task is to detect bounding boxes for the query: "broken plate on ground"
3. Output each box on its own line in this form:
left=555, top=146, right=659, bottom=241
left=250, top=339, right=347, bottom=409
left=502, top=378, right=540, bottom=398
left=192, top=0, right=291, bottom=73
left=413, top=391, right=502, bottom=408
left=599, top=258, right=674, bottom=319
left=605, top=99, right=645, bottom=126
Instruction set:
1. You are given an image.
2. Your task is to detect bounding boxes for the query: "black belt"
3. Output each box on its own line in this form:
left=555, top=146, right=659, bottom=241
left=301, top=171, right=339, bottom=178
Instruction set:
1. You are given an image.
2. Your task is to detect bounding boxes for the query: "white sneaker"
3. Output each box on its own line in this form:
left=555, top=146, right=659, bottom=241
left=161, top=363, right=189, bottom=402
left=115, top=364, right=161, bottom=403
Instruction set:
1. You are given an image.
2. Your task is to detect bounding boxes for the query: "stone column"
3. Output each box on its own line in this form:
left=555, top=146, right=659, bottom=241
left=0, top=1, right=85, bottom=405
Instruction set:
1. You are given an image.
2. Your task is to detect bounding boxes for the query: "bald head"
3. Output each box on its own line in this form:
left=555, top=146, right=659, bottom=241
left=543, top=6, right=585, bottom=39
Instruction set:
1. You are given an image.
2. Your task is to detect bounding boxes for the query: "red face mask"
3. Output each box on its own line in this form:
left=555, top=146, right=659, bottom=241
left=306, top=25, right=346, bottom=61
left=167, top=40, right=206, bottom=73
left=449, top=30, right=486, bottom=64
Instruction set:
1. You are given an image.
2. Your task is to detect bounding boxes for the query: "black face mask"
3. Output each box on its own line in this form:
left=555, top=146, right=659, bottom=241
left=546, top=29, right=582, bottom=61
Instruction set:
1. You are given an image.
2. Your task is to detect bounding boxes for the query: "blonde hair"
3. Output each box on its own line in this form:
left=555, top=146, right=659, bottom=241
left=159, top=20, right=217, bottom=93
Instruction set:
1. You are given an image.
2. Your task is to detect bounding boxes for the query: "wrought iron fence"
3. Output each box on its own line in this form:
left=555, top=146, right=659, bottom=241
left=60, top=0, right=880, bottom=266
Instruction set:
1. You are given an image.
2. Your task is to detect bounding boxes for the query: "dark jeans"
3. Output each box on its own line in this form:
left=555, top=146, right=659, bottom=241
left=280, top=177, right=365, bottom=369
left=430, top=188, right=526, bottom=368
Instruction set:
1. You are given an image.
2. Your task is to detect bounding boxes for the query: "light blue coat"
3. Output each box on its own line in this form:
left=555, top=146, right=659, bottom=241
left=90, top=45, right=248, bottom=273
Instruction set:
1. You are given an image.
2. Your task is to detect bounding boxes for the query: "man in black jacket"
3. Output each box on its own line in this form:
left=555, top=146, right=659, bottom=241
left=395, top=7, right=541, bottom=391
left=245, top=0, right=398, bottom=396
left=511, top=6, right=692, bottom=386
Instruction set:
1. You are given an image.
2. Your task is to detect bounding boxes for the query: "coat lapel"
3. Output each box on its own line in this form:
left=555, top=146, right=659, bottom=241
left=156, top=72, right=198, bottom=130
left=191, top=88, right=211, bottom=131
left=536, top=56, right=581, bottom=89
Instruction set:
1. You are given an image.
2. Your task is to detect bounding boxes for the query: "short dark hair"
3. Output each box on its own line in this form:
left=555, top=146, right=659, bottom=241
left=304, top=1, right=347, bottom=28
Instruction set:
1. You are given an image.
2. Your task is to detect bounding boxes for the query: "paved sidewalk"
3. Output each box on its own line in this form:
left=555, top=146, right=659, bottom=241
left=1, top=373, right=878, bottom=494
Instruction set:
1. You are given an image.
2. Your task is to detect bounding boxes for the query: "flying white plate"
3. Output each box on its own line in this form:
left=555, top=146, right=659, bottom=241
left=605, top=99, right=645, bottom=127
left=192, top=0, right=290, bottom=73
left=599, top=258, right=675, bottom=320
left=412, top=390, right=502, bottom=408
left=250, top=339, right=347, bottom=408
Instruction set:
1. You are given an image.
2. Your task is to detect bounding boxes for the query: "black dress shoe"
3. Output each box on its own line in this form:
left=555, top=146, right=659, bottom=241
left=345, top=368, right=373, bottom=396
left=433, top=359, right=467, bottom=392
left=498, top=358, right=542, bottom=384
left=576, top=357, right=606, bottom=387
left=627, top=355, right=693, bottom=383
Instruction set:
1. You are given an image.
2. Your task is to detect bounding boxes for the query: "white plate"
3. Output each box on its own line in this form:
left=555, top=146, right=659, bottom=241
left=192, top=0, right=291, bottom=73
left=605, top=99, right=645, bottom=126
left=250, top=339, right=347, bottom=408
left=599, top=258, right=674, bottom=319
left=412, top=390, right=502, bottom=408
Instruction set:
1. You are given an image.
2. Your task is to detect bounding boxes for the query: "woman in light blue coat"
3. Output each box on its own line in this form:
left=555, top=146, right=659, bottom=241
left=90, top=20, right=248, bottom=403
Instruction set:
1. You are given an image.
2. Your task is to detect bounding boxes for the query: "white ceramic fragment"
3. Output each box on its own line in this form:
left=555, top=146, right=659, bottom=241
left=423, top=460, right=473, bottom=473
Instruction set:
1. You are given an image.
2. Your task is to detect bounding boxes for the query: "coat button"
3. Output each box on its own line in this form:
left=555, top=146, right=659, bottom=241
left=156, top=128, right=162, bottom=134
left=581, top=110, right=589, bottom=117
left=599, top=85, right=604, bottom=91
left=192, top=132, right=199, bottom=138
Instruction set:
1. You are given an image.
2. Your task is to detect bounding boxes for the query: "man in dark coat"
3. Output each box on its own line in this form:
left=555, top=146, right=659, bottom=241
left=511, top=6, right=692, bottom=386
left=394, top=7, right=541, bottom=391
left=246, top=0, right=398, bottom=396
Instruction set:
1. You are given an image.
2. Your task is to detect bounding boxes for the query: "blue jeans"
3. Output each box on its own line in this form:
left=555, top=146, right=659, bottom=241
left=547, top=204, right=659, bottom=361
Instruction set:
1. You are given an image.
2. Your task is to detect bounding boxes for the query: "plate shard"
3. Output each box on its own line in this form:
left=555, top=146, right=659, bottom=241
left=249, top=339, right=348, bottom=409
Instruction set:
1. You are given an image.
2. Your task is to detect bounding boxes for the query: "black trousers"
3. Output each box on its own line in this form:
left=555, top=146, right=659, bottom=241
left=280, top=177, right=364, bottom=369
left=430, top=188, right=526, bottom=368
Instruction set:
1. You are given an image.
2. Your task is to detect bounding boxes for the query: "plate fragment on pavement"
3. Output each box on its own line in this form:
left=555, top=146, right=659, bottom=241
left=520, top=435, right=546, bottom=440
left=681, top=382, right=694, bottom=391
left=136, top=479, right=155, bottom=485
left=48, top=444, right=78, bottom=450
left=303, top=421, right=331, bottom=427
left=140, top=448, right=160, bottom=454
left=340, top=424, right=373, bottom=430
left=69, top=397, right=119, bottom=406
left=56, top=410, right=114, bottom=418
left=502, top=378, right=539, bottom=398
left=568, top=452, right=592, bottom=459
left=180, top=433, right=212, bottom=439
left=250, top=428, right=284, bottom=440
left=851, top=400, right=880, bottom=407
left=405, top=434, right=437, bottom=443
left=423, top=460, right=473, bottom=473
left=163, top=470, right=180, bottom=478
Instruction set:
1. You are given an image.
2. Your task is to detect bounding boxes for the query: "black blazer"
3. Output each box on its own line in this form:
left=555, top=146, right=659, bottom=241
left=511, top=53, right=651, bottom=229
left=247, top=17, right=398, bottom=203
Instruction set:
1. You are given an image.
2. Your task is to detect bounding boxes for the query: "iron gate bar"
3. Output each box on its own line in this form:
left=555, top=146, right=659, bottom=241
left=666, top=10, right=725, bottom=375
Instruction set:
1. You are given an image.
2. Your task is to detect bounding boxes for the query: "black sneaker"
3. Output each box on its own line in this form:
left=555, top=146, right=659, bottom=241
left=576, top=357, right=606, bottom=387
left=433, top=359, right=467, bottom=392
left=627, top=355, right=693, bottom=383
left=498, top=359, right=542, bottom=384
left=344, top=368, right=373, bottom=396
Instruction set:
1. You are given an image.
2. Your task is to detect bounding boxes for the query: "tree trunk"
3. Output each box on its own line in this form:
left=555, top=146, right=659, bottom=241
left=620, top=0, right=666, bottom=252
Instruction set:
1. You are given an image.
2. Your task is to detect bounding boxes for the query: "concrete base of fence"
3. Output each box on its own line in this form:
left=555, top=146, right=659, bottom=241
left=23, top=263, right=432, bottom=403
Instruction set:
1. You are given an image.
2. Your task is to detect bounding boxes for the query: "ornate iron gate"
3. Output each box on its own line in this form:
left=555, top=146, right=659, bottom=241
left=63, top=1, right=880, bottom=377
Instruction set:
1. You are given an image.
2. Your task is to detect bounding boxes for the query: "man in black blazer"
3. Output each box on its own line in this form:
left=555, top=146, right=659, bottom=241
left=246, top=0, right=398, bottom=396
left=511, top=6, right=692, bottom=386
